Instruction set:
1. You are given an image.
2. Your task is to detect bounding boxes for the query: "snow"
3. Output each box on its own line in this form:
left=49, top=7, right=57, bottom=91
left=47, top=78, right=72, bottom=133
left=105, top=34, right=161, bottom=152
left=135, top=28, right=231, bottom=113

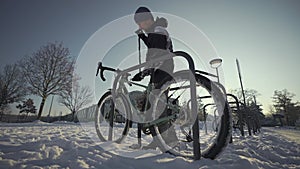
left=0, top=122, right=299, bottom=169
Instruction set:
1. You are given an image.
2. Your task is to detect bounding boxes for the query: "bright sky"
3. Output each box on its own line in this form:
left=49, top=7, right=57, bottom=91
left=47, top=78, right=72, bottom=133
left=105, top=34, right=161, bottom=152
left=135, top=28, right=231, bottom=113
left=1, top=0, right=299, bottom=116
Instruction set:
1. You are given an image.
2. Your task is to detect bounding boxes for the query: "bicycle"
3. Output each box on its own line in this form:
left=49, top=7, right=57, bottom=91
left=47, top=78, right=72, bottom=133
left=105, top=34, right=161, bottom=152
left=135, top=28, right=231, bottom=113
left=94, top=51, right=232, bottom=160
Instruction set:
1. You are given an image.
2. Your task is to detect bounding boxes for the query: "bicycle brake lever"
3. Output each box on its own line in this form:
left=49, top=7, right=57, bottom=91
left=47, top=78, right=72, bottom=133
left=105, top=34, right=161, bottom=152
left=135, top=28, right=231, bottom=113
left=96, top=62, right=106, bottom=81
left=100, top=63, right=106, bottom=81
left=97, top=62, right=117, bottom=81
left=96, top=62, right=101, bottom=76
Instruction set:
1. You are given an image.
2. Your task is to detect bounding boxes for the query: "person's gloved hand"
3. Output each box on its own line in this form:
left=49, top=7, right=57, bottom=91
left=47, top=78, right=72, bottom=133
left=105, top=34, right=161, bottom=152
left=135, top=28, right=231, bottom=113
left=131, top=69, right=153, bottom=81
left=135, top=29, right=144, bottom=35
left=135, top=29, right=147, bottom=40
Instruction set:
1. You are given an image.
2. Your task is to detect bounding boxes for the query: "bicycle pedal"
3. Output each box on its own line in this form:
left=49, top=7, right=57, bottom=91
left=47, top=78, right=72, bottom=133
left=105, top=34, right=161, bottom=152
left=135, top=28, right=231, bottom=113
left=142, top=127, right=152, bottom=135
left=186, top=135, right=193, bottom=142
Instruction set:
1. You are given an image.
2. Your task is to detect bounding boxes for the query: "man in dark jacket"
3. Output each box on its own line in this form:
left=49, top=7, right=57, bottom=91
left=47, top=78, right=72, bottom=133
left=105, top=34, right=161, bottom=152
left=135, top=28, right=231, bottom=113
left=132, top=6, right=178, bottom=149
left=133, top=7, right=174, bottom=84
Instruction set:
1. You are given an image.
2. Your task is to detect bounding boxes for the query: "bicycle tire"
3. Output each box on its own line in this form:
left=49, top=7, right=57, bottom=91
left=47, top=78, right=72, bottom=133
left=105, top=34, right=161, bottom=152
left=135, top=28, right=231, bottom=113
left=150, top=70, right=232, bottom=159
left=95, top=91, right=130, bottom=143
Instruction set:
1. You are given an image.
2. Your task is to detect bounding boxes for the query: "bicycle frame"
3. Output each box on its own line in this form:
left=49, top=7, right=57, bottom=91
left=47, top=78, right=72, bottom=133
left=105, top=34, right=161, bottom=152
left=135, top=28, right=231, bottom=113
left=108, top=65, right=181, bottom=128
left=98, top=51, right=201, bottom=160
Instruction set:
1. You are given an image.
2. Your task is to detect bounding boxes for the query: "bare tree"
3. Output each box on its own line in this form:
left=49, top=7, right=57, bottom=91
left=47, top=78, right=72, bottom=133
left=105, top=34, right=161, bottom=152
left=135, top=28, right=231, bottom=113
left=0, top=64, right=27, bottom=117
left=272, top=89, right=295, bottom=111
left=268, top=105, right=276, bottom=115
left=20, top=42, right=74, bottom=120
left=272, top=89, right=298, bottom=126
left=230, top=88, right=260, bottom=105
left=59, top=75, right=93, bottom=121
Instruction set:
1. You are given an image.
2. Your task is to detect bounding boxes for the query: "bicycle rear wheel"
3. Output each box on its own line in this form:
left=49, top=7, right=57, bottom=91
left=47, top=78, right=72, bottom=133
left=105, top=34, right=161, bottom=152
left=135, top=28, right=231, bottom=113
left=95, top=91, right=130, bottom=143
left=150, top=70, right=232, bottom=159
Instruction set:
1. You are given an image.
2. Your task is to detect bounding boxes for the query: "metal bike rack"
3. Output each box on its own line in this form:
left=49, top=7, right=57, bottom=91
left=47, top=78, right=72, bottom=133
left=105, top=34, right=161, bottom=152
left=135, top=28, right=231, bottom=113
left=202, top=103, right=215, bottom=135
left=200, top=94, right=239, bottom=144
left=110, top=51, right=200, bottom=160
left=226, top=94, right=244, bottom=137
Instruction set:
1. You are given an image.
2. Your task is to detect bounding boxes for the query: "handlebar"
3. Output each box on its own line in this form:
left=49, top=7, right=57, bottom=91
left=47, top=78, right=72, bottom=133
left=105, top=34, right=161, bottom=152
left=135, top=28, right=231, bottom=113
left=96, top=62, right=116, bottom=81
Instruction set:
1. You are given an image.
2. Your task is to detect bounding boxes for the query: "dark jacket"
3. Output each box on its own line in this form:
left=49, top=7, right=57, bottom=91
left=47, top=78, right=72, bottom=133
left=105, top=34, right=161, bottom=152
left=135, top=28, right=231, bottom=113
left=138, top=17, right=174, bottom=77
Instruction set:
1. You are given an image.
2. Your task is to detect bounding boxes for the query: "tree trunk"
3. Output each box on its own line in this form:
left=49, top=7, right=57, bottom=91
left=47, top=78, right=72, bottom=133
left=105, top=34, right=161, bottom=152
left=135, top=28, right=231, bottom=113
left=286, top=115, right=290, bottom=126
left=37, top=97, right=47, bottom=120
left=72, top=110, right=76, bottom=122
left=0, top=112, right=3, bottom=121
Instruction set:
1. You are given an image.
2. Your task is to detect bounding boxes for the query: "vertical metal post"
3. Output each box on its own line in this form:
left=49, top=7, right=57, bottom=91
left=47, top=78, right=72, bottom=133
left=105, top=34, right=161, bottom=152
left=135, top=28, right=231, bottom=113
left=236, top=59, right=247, bottom=106
left=236, top=59, right=251, bottom=136
left=138, top=37, right=141, bottom=72
left=203, top=106, right=208, bottom=135
left=189, top=60, right=200, bottom=160
left=192, top=116, right=200, bottom=160
left=138, top=123, right=142, bottom=146
left=216, top=67, right=220, bottom=83
left=174, top=51, right=200, bottom=160
left=108, top=100, right=114, bottom=141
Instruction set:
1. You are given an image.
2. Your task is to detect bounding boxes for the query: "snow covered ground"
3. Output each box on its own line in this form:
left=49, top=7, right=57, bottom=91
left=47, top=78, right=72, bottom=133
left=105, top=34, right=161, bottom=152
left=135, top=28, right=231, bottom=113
left=0, top=121, right=299, bottom=169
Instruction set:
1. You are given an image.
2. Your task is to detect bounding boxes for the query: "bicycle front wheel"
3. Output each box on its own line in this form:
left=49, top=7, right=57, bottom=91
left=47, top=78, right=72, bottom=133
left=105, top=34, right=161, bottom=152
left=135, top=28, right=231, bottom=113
left=150, top=70, right=232, bottom=159
left=95, top=91, right=130, bottom=143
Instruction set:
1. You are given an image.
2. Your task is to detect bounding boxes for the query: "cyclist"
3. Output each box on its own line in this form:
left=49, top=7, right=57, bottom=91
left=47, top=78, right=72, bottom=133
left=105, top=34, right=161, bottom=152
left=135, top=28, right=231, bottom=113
left=132, top=6, right=178, bottom=149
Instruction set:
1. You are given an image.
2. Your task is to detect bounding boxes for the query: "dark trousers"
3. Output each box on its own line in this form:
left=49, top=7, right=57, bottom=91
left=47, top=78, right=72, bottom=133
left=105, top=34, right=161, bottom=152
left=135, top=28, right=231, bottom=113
left=150, top=69, right=178, bottom=144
